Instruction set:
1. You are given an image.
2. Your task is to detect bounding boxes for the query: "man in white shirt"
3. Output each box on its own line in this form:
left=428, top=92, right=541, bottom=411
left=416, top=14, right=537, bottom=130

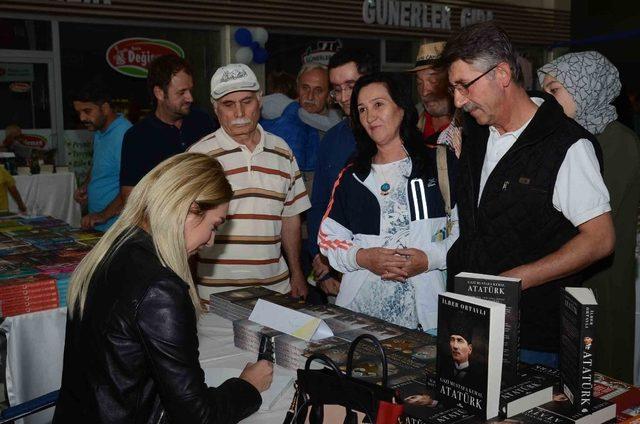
left=441, top=22, right=615, bottom=367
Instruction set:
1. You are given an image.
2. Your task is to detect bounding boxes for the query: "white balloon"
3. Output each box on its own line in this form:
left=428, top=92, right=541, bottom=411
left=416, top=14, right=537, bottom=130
left=235, top=47, right=253, bottom=64
left=250, top=27, right=269, bottom=45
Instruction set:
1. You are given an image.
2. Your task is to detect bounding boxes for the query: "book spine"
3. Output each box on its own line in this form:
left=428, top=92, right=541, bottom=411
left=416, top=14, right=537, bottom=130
left=578, top=303, right=596, bottom=412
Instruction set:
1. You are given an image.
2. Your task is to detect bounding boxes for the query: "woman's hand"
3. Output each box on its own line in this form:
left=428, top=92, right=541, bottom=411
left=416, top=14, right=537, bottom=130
left=240, top=360, right=273, bottom=393
left=395, top=248, right=429, bottom=277
left=356, top=247, right=409, bottom=282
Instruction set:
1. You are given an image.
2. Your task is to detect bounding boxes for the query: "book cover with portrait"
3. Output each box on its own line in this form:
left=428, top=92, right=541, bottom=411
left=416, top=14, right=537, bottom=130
left=436, top=292, right=505, bottom=419
left=454, top=271, right=521, bottom=384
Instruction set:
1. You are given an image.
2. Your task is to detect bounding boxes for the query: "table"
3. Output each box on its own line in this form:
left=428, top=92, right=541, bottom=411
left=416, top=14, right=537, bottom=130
left=7, top=172, right=81, bottom=228
left=0, top=309, right=294, bottom=424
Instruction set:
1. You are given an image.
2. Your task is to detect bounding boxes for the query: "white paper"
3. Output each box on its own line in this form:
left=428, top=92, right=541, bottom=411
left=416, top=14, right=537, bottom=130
left=203, top=367, right=293, bottom=411
left=248, top=299, right=333, bottom=341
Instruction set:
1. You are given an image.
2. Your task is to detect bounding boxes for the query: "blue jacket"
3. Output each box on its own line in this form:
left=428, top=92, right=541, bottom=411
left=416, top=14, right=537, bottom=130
left=307, top=119, right=357, bottom=257
left=260, top=102, right=318, bottom=172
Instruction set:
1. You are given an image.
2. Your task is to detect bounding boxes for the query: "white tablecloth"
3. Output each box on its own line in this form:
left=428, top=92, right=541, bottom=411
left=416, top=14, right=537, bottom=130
left=7, top=172, right=81, bottom=227
left=0, top=309, right=294, bottom=424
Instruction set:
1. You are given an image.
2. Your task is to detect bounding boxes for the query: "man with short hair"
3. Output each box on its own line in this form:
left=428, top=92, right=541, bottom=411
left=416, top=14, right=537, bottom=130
left=72, top=81, right=132, bottom=231
left=120, top=55, right=217, bottom=201
left=409, top=41, right=454, bottom=145
left=442, top=22, right=615, bottom=366
left=261, top=63, right=341, bottom=182
left=189, top=63, right=310, bottom=300
left=442, top=319, right=481, bottom=390
left=307, top=49, right=375, bottom=296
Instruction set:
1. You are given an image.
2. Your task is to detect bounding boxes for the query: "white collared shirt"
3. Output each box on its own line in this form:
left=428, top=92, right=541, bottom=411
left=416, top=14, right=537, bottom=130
left=478, top=98, right=610, bottom=227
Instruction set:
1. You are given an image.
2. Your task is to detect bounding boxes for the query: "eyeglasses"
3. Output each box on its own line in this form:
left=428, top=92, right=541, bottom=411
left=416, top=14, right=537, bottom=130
left=329, top=82, right=356, bottom=101
left=448, top=64, right=498, bottom=96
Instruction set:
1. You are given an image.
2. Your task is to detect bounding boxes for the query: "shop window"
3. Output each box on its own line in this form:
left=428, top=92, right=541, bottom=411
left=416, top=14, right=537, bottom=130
left=59, top=22, right=220, bottom=129
left=0, top=63, right=51, bottom=129
left=0, top=18, right=52, bottom=51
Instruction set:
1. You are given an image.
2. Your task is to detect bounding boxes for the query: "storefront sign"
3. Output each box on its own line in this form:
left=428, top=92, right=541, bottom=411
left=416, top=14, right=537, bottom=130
left=302, top=39, right=342, bottom=65
left=106, top=38, right=185, bottom=78
left=0, top=63, right=34, bottom=82
left=361, top=0, right=493, bottom=30
left=56, top=0, right=112, bottom=5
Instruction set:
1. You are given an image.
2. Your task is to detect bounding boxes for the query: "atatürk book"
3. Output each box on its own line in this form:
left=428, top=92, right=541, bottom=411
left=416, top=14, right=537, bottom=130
left=436, top=292, right=505, bottom=420
left=499, top=365, right=556, bottom=417
left=560, top=287, right=597, bottom=412
left=454, top=272, right=521, bottom=385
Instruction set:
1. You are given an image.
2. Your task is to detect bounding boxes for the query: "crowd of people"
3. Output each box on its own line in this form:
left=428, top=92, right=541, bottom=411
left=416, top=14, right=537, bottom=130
left=53, top=20, right=639, bottom=422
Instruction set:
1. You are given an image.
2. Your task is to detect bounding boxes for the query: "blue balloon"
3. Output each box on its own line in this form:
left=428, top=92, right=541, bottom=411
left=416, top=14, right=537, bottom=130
left=234, top=28, right=253, bottom=47
left=251, top=41, right=260, bottom=51
left=253, top=47, right=269, bottom=64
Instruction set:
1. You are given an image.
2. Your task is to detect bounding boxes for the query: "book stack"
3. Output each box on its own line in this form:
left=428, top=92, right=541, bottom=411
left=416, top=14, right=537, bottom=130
left=51, top=273, right=71, bottom=308
left=382, top=331, right=438, bottom=371
left=232, top=319, right=283, bottom=356
left=209, top=287, right=276, bottom=320
left=593, top=373, right=640, bottom=423
left=503, top=396, right=616, bottom=424
left=0, top=275, right=60, bottom=317
left=499, top=364, right=556, bottom=418
left=274, top=334, right=349, bottom=369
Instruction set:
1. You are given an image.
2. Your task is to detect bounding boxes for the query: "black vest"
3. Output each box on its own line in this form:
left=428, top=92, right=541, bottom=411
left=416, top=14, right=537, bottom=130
left=447, top=92, right=603, bottom=352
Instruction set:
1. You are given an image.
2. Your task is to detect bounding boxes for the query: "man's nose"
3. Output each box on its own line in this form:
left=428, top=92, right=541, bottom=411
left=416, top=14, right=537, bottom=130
left=420, top=82, right=432, bottom=97
left=234, top=103, right=244, bottom=117
left=453, top=90, right=467, bottom=109
left=184, top=90, right=194, bottom=103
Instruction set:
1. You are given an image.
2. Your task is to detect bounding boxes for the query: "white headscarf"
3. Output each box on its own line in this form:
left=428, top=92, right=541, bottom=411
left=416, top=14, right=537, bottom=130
left=537, top=51, right=621, bottom=135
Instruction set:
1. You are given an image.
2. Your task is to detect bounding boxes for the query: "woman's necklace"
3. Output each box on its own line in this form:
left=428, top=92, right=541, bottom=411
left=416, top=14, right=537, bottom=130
left=374, top=146, right=409, bottom=196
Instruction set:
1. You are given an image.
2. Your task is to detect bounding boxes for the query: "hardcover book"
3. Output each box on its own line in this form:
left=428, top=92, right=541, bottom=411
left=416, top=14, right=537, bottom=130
left=454, top=272, right=521, bottom=384
left=560, top=287, right=597, bottom=412
left=436, top=292, right=506, bottom=419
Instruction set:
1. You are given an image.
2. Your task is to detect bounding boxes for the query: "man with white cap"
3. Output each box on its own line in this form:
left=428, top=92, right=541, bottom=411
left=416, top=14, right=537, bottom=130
left=189, top=63, right=311, bottom=301
left=409, top=41, right=454, bottom=146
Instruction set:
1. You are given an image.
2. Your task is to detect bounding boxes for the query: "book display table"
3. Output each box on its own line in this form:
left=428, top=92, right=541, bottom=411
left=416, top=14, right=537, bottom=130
left=0, top=309, right=295, bottom=424
left=7, top=172, right=81, bottom=228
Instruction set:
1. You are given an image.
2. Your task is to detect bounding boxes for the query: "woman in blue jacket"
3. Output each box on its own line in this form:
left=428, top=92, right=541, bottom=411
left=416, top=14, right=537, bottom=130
left=319, top=73, right=458, bottom=331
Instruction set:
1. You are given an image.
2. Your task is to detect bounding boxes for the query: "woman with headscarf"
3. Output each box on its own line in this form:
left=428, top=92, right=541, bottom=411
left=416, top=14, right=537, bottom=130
left=539, top=51, right=640, bottom=383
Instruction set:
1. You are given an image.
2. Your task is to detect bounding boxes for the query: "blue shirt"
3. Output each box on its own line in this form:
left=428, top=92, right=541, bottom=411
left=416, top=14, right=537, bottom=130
left=260, top=102, right=319, bottom=172
left=88, top=114, right=132, bottom=232
left=307, top=119, right=356, bottom=256
left=120, top=107, right=217, bottom=187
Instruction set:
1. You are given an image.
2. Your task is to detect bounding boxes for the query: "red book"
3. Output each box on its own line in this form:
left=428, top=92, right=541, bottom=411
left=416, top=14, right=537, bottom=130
left=594, top=373, right=640, bottom=423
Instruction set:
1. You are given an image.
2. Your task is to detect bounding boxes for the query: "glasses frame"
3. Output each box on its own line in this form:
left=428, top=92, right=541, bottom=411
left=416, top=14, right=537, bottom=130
left=329, top=82, right=356, bottom=102
left=448, top=64, right=498, bottom=96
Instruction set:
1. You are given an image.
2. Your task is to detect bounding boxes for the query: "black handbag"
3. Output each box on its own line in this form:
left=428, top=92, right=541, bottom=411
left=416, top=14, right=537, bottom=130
left=284, top=334, right=402, bottom=424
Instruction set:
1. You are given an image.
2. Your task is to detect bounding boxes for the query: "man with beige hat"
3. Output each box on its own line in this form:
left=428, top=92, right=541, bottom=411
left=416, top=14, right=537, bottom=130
left=409, top=41, right=454, bottom=146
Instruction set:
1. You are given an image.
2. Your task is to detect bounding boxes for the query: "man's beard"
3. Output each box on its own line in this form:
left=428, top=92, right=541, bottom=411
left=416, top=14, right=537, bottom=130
left=424, top=97, right=451, bottom=118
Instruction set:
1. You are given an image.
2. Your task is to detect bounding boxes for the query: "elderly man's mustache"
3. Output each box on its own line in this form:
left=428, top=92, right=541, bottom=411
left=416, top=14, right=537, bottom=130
left=462, top=102, right=480, bottom=113
left=302, top=100, right=319, bottom=106
left=231, top=118, right=252, bottom=126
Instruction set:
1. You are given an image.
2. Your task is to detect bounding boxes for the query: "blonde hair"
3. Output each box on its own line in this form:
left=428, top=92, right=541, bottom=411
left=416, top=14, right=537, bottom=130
left=67, top=152, right=233, bottom=319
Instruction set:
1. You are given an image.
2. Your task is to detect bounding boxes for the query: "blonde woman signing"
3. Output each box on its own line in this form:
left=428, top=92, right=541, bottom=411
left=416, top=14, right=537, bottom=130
left=53, top=153, right=273, bottom=423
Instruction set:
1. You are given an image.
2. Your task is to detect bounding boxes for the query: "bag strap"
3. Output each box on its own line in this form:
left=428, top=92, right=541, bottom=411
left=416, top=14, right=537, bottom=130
left=304, top=353, right=343, bottom=375
left=346, top=334, right=388, bottom=387
left=436, top=145, right=451, bottom=215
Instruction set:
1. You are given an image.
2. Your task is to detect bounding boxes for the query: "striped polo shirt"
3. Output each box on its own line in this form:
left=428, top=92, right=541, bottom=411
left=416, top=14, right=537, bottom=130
left=188, top=124, right=310, bottom=300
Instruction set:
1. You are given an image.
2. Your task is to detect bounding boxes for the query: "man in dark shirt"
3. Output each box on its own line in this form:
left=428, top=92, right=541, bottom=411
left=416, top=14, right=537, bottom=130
left=120, top=55, right=216, bottom=201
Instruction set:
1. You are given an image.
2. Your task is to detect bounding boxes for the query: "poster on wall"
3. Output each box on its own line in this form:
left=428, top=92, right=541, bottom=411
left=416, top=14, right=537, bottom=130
left=64, top=130, right=93, bottom=185
left=0, top=129, right=52, bottom=150
left=105, top=38, right=185, bottom=78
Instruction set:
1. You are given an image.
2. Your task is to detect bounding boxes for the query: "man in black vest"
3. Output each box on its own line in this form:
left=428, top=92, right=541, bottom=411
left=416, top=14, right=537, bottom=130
left=441, top=22, right=615, bottom=367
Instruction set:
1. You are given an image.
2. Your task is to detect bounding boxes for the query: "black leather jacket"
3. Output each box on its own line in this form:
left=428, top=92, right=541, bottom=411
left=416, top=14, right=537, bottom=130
left=53, top=229, right=261, bottom=423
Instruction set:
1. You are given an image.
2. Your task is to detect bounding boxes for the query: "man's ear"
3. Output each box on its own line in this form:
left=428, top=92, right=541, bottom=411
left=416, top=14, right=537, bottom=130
left=257, top=91, right=263, bottom=108
left=468, top=344, right=473, bottom=355
left=153, top=85, right=165, bottom=103
left=497, top=62, right=512, bottom=87
left=211, top=100, right=219, bottom=117
left=100, top=101, right=112, bottom=115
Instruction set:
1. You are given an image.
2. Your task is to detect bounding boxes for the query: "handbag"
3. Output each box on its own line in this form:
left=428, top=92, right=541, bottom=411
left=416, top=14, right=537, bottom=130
left=283, top=334, right=404, bottom=424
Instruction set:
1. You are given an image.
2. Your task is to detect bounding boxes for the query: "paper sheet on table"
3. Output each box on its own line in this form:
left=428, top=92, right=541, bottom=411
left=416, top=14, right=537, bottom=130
left=248, top=299, right=333, bottom=341
left=203, top=367, right=293, bottom=411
